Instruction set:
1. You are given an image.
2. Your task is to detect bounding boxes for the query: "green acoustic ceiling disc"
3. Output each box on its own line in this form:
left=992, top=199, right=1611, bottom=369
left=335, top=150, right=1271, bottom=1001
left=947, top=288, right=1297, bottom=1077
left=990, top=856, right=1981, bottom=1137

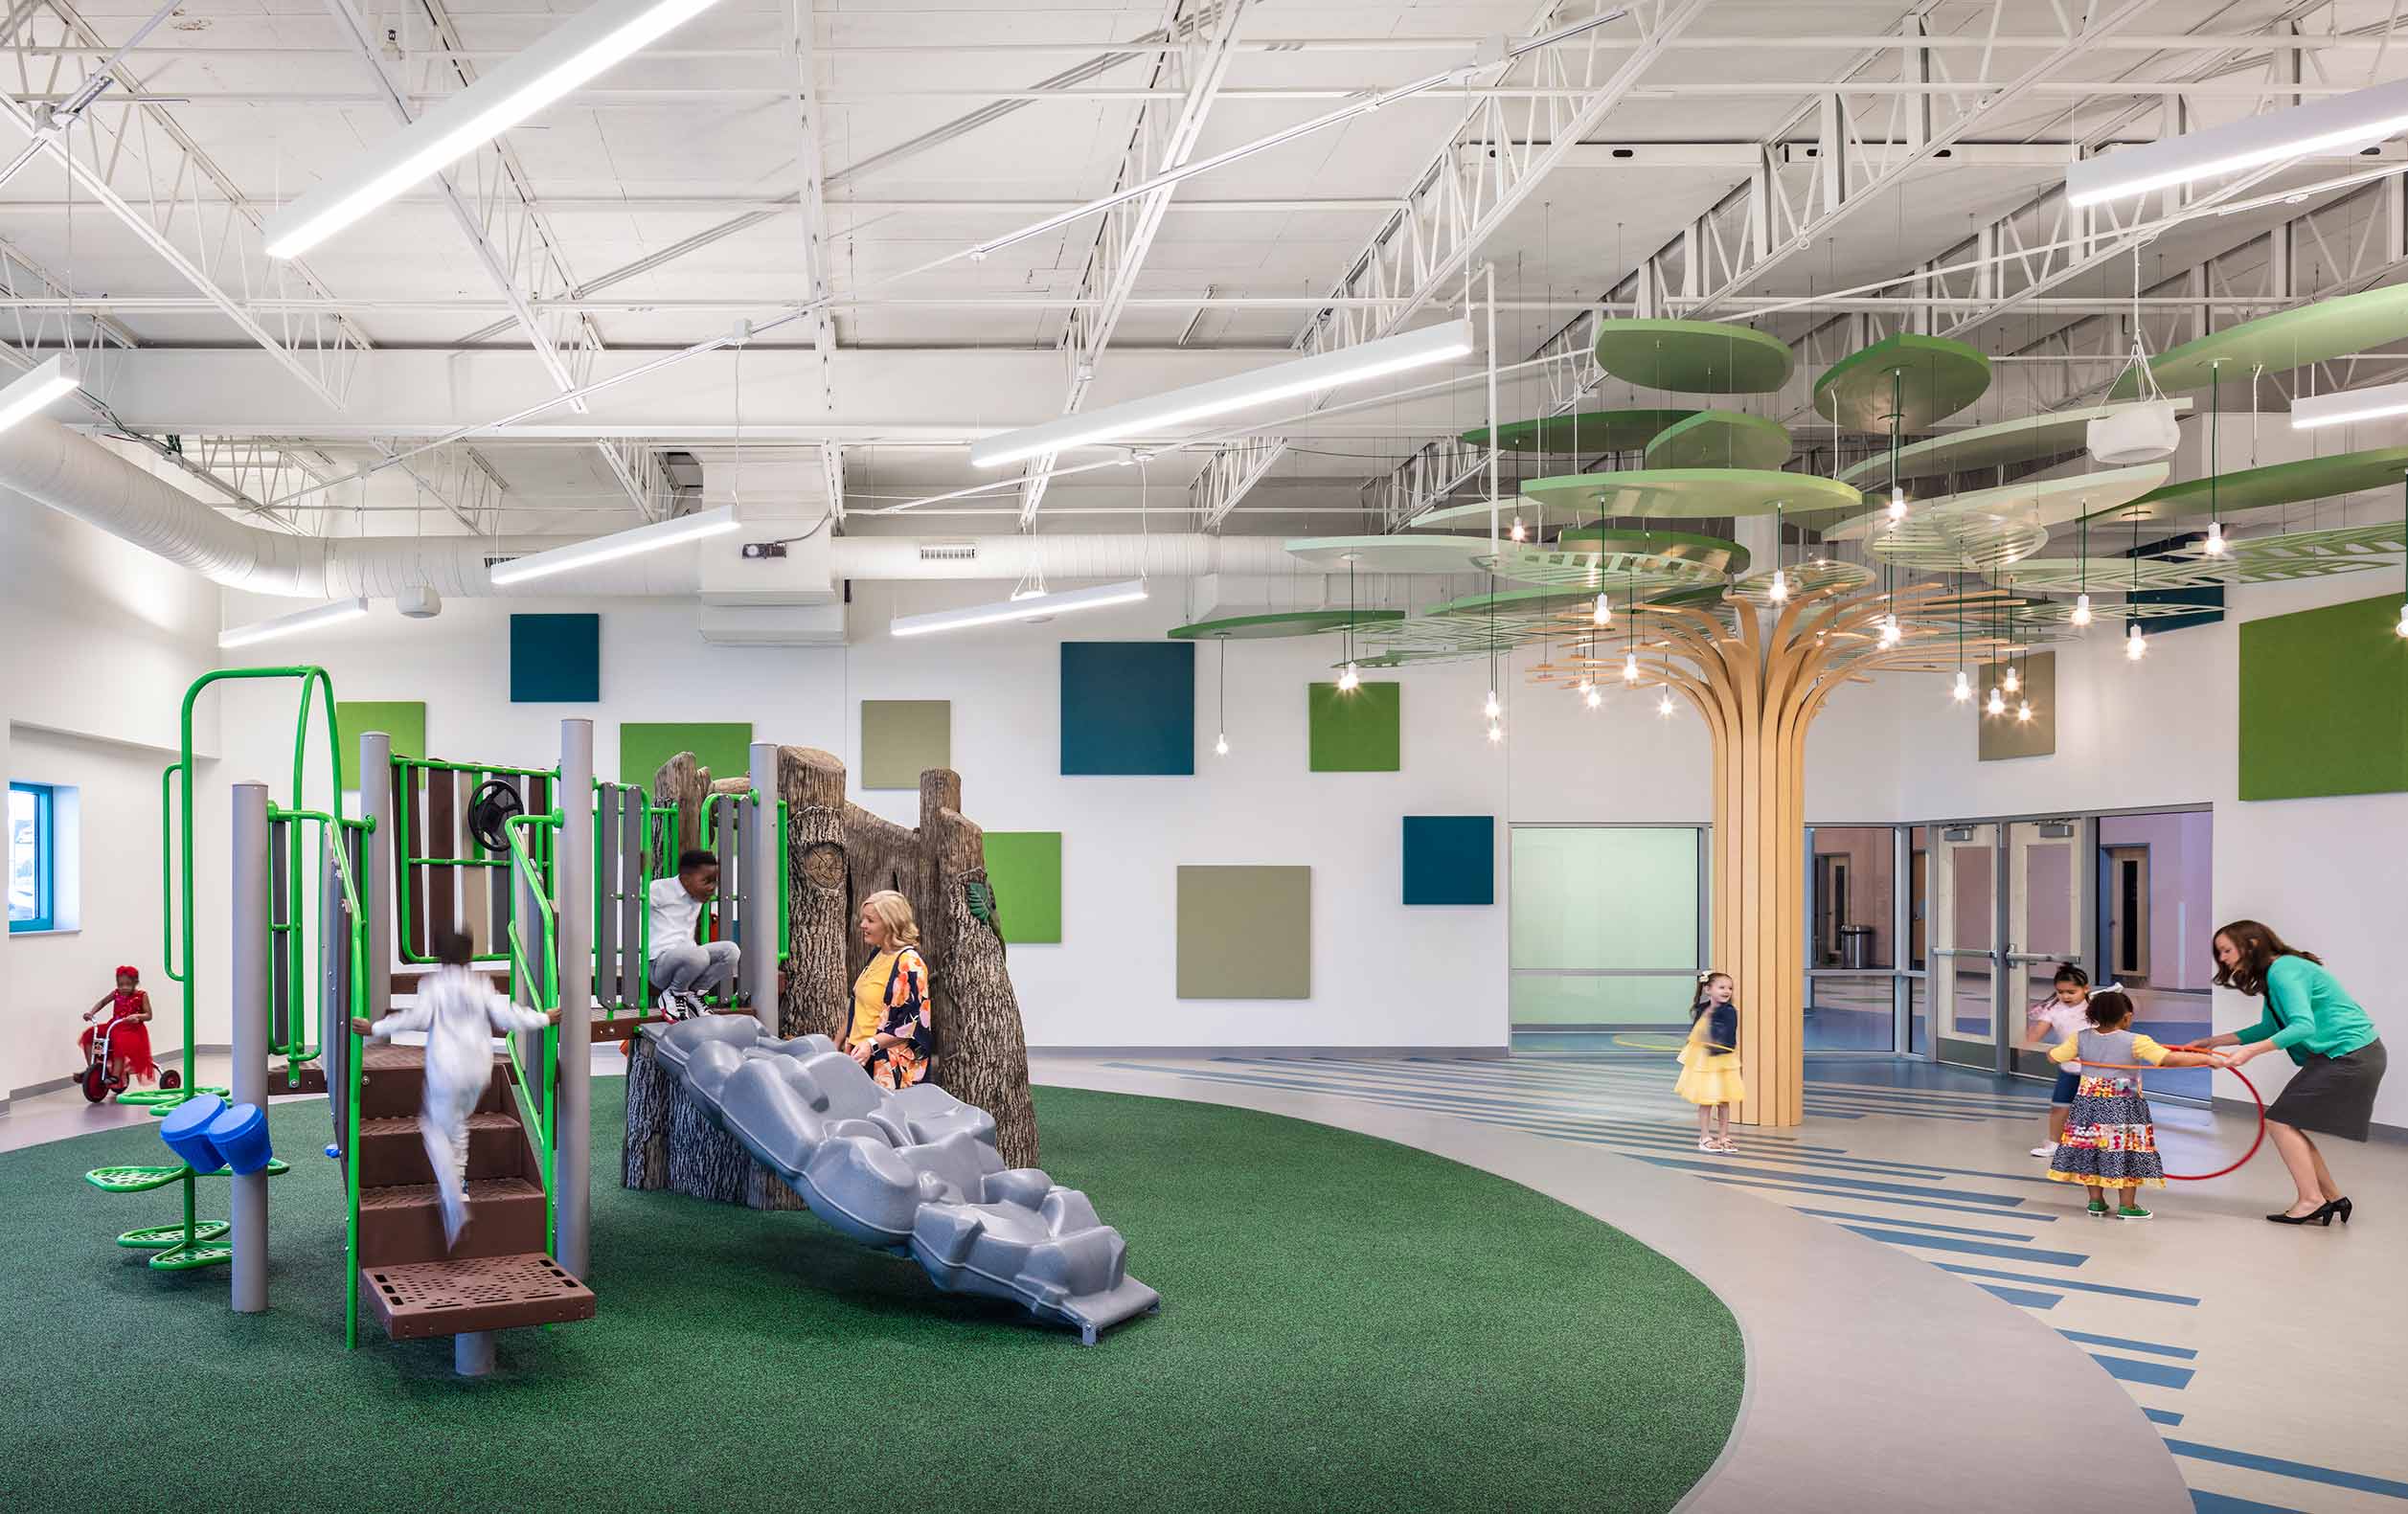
left=1724, top=557, right=1874, bottom=604
left=1403, top=497, right=1533, bottom=531
left=1825, top=463, right=2169, bottom=544
left=1474, top=544, right=1731, bottom=594
left=2090, top=445, right=2408, bottom=523
left=1425, top=584, right=1631, bottom=619
left=1591, top=319, right=1796, bottom=394
left=1458, top=410, right=1697, bottom=454
left=1168, top=609, right=1405, bottom=641
left=1836, top=399, right=2193, bottom=486
left=1520, top=467, right=1861, bottom=524
left=2114, top=284, right=2408, bottom=397
left=1554, top=527, right=1752, bottom=576
left=1285, top=534, right=1493, bottom=573
left=1644, top=411, right=1792, bottom=471
left=1813, top=333, right=1992, bottom=433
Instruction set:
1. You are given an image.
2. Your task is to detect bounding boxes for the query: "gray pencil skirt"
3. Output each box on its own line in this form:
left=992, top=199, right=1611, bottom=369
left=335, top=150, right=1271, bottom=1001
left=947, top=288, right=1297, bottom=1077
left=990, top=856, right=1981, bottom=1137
left=2263, top=1039, right=2388, bottom=1141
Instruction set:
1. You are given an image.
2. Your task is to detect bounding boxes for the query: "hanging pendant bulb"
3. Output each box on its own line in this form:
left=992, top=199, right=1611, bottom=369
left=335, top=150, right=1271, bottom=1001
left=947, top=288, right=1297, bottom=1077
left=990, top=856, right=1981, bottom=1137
left=1510, top=515, right=1528, bottom=543
left=1338, top=661, right=1360, bottom=692
left=1952, top=669, right=1971, bottom=703
left=1887, top=486, right=1907, bottom=523
left=1584, top=684, right=1602, bottom=710
left=1656, top=690, right=1676, bottom=718
left=1768, top=568, right=1790, bottom=602
left=2002, top=665, right=2021, bottom=695
left=1215, top=732, right=1229, bottom=757
left=1877, top=613, right=1902, bottom=648
left=1486, top=721, right=1504, bottom=745
left=1986, top=686, right=2006, bottom=716
left=1483, top=689, right=1501, bottom=720
left=2016, top=699, right=2034, bottom=724
left=1592, top=592, right=1611, bottom=627
left=2203, top=520, right=2228, bottom=556
left=2072, top=592, right=2093, bottom=628
left=1622, top=648, right=1641, bottom=684
left=2126, top=622, right=2148, bottom=660
left=2397, top=600, right=2408, bottom=638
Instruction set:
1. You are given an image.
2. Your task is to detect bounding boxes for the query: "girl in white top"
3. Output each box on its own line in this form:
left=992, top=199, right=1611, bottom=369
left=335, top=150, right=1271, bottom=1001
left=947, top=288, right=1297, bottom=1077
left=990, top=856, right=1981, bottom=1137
left=2028, top=963, right=2090, bottom=1158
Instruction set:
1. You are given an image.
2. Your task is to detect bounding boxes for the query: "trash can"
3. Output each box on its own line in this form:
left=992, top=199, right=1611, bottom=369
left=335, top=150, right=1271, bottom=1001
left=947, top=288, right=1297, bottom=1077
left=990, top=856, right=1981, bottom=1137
left=1839, top=925, right=1874, bottom=969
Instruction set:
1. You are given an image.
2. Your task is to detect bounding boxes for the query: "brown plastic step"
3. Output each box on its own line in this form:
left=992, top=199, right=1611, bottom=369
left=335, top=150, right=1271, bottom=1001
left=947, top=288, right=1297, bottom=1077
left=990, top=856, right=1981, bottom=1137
left=268, top=1065, right=328, bottom=1096
left=358, top=1177, right=546, bottom=1267
left=386, top=967, right=511, bottom=996
left=356, top=1112, right=526, bottom=1187
left=358, top=1043, right=511, bottom=1120
left=361, top=1253, right=595, bottom=1341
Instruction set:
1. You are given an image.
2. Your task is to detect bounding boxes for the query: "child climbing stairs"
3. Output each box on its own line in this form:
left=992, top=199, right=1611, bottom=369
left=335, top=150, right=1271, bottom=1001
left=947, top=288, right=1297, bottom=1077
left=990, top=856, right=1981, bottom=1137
left=353, top=1041, right=594, bottom=1341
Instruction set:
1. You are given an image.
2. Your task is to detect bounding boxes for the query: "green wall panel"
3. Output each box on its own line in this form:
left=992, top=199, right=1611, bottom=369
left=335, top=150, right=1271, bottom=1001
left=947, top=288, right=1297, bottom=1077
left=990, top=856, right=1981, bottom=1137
left=334, top=701, right=423, bottom=788
left=1307, top=682, right=1401, bottom=772
left=982, top=831, right=1062, bottom=944
left=861, top=700, right=952, bottom=790
left=1177, top=865, right=1310, bottom=999
left=619, top=722, right=754, bottom=788
left=2238, top=595, right=2408, bottom=801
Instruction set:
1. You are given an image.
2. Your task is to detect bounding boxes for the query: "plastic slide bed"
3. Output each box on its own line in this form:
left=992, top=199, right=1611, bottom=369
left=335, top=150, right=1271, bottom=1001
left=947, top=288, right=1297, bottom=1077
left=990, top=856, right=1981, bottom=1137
left=645, top=1018, right=1159, bottom=1344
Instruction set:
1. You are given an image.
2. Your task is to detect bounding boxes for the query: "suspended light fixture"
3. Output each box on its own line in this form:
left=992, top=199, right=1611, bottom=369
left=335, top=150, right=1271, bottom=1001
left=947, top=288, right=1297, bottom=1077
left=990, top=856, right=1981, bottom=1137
left=1952, top=669, right=1971, bottom=703
left=2072, top=592, right=2094, bottom=627
left=968, top=319, right=1474, bottom=467
left=889, top=576, right=1148, bottom=637
left=1483, top=689, right=1502, bottom=719
left=1337, top=554, right=1362, bottom=692
left=218, top=596, right=370, bottom=649
left=2203, top=519, right=2229, bottom=556
left=1213, top=632, right=1231, bottom=757
left=2396, top=600, right=2408, bottom=638
left=0, top=352, right=82, bottom=435
left=2003, top=665, right=2021, bottom=695
left=2126, top=621, right=2148, bottom=660
left=2016, top=699, right=2034, bottom=723
left=1987, top=686, right=2007, bottom=716
left=1887, top=486, right=1907, bottom=523
left=490, top=504, right=738, bottom=587
left=1592, top=592, right=1611, bottom=627
left=1337, top=663, right=1360, bottom=692
left=265, top=0, right=733, bottom=259
left=1656, top=690, right=1676, bottom=718
left=1622, top=648, right=1641, bottom=684
left=1510, top=515, right=1528, bottom=543
left=1877, top=612, right=1902, bottom=648
left=2065, top=76, right=2408, bottom=207
left=1768, top=503, right=1789, bottom=601
left=1487, top=721, right=1504, bottom=744
left=1584, top=684, right=1602, bottom=710
left=2293, top=377, right=2408, bottom=430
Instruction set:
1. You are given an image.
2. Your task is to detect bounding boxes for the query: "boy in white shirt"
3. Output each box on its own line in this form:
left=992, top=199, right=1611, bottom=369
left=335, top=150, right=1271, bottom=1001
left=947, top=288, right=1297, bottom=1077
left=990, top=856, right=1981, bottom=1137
left=352, top=929, right=558, bottom=1248
left=648, top=848, right=739, bottom=1019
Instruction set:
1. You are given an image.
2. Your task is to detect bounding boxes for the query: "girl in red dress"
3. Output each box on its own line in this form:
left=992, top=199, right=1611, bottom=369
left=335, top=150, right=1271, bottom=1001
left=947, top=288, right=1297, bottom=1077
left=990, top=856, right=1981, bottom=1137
left=80, top=966, right=158, bottom=1090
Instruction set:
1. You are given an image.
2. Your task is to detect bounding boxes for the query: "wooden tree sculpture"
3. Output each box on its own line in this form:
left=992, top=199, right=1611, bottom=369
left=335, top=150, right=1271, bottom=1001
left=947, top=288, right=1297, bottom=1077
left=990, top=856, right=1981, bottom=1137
left=1623, top=578, right=2014, bottom=1127
left=625, top=747, right=1041, bottom=1211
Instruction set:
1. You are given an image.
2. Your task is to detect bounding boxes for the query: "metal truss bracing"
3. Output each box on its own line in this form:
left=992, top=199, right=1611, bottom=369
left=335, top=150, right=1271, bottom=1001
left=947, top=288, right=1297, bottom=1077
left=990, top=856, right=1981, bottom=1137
left=0, top=0, right=368, bottom=410
left=1015, top=0, right=1247, bottom=524
left=365, top=438, right=510, bottom=534
left=786, top=0, right=836, bottom=392
left=1189, top=0, right=1712, bottom=531
left=820, top=441, right=846, bottom=524
left=593, top=438, right=676, bottom=522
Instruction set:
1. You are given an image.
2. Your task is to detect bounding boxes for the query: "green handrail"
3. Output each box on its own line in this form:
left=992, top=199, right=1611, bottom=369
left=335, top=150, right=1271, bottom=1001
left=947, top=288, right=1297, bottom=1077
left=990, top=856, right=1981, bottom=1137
left=312, top=811, right=372, bottom=1350
left=500, top=811, right=561, bottom=1254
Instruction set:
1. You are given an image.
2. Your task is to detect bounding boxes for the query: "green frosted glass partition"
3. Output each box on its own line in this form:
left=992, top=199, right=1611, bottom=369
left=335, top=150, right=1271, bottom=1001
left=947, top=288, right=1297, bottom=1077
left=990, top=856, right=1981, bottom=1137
left=1509, top=973, right=1702, bottom=1028
left=1510, top=826, right=1702, bottom=971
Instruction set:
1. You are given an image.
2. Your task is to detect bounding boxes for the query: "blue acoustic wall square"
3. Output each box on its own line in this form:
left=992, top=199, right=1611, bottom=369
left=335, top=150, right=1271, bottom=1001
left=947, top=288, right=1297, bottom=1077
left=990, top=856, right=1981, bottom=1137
left=1402, top=815, right=1494, bottom=905
left=1060, top=642, right=1194, bottom=775
left=511, top=613, right=601, bottom=702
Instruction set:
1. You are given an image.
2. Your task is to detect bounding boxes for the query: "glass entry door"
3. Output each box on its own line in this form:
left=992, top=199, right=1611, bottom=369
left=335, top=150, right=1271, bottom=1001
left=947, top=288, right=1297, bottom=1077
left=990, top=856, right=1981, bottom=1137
left=2007, top=819, right=2090, bottom=1076
left=1926, top=823, right=1999, bottom=1070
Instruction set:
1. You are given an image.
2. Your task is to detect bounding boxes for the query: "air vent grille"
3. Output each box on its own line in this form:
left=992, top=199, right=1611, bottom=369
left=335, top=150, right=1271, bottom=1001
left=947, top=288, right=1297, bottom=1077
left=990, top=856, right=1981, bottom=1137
left=919, top=541, right=978, bottom=562
left=484, top=554, right=522, bottom=570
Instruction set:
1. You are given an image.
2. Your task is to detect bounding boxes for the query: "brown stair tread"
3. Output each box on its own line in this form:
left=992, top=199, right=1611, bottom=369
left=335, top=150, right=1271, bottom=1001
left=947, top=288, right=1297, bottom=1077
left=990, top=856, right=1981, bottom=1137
left=359, top=1176, right=542, bottom=1210
left=358, top=1111, right=521, bottom=1139
left=362, top=1253, right=595, bottom=1340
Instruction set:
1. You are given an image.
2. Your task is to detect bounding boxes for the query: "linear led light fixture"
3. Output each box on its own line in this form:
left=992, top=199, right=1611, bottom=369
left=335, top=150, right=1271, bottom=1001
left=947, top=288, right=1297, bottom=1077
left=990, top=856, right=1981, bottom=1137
left=0, top=353, right=81, bottom=434
left=969, top=320, right=1475, bottom=469
left=218, top=597, right=369, bottom=649
left=890, top=579, right=1149, bottom=639
left=2067, top=77, right=2408, bottom=206
left=488, top=504, right=738, bottom=586
left=2290, top=379, right=2408, bottom=430
left=263, top=0, right=728, bottom=259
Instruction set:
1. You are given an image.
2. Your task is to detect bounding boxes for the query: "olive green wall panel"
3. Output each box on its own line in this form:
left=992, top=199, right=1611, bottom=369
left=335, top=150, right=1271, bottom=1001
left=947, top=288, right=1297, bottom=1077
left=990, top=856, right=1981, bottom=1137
left=1307, top=682, right=1401, bottom=772
left=1976, top=651, right=2056, bottom=761
left=981, top=831, right=1062, bottom=944
left=619, top=722, right=754, bottom=789
left=1176, top=865, right=1310, bottom=999
left=334, top=701, right=423, bottom=788
left=861, top=700, right=952, bottom=790
left=2238, top=595, right=2408, bottom=801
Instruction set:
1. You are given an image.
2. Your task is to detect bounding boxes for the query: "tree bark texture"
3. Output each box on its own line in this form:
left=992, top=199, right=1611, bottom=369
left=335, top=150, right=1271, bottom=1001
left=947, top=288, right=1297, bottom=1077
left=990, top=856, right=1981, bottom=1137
left=622, top=1036, right=806, bottom=1210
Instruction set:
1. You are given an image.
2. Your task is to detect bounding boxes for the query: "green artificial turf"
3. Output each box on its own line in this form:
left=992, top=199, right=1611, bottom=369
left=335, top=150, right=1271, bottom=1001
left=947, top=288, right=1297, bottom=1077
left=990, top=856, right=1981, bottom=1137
left=0, top=1083, right=1741, bottom=1512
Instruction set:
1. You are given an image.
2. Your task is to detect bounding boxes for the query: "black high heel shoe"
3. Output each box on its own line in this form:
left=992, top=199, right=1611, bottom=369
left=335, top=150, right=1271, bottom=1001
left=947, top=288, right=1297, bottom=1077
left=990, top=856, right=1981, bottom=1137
left=2332, top=1197, right=2352, bottom=1225
left=2266, top=1201, right=2336, bottom=1226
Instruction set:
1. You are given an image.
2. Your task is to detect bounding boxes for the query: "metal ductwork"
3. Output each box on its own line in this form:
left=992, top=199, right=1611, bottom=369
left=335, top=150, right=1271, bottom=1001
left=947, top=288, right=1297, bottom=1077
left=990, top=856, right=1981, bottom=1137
left=1, top=415, right=1340, bottom=598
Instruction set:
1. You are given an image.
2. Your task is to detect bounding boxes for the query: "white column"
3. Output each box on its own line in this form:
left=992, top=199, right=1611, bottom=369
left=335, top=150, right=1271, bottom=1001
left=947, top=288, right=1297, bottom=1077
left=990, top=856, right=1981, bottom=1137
left=230, top=780, right=269, bottom=1315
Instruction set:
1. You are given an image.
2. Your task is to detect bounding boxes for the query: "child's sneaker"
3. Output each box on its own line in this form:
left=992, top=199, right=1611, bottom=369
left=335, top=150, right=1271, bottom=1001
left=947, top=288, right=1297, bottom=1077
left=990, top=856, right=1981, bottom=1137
left=2085, top=1199, right=2110, bottom=1218
left=679, top=990, right=709, bottom=1019
left=2117, top=1204, right=2152, bottom=1222
left=2029, top=1144, right=2056, bottom=1158
left=656, top=988, right=683, bottom=1019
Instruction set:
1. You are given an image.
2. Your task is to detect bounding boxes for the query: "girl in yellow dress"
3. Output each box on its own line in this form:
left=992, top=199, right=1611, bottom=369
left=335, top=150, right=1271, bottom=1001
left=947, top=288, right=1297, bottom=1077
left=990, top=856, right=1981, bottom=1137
left=1676, top=970, right=1745, bottom=1153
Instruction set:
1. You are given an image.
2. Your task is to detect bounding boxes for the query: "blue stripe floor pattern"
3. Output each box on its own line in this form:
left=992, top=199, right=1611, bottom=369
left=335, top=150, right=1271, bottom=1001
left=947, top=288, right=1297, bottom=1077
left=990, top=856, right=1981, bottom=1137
left=1974, top=1284, right=2060, bottom=1308
left=1636, top=1155, right=2033, bottom=1209
left=2058, top=1329, right=2198, bottom=1361
left=2165, top=1442, right=2408, bottom=1500
left=2190, top=1492, right=2303, bottom=1513
left=1935, top=1263, right=2200, bottom=1306
left=2090, top=1353, right=2197, bottom=1390
left=1835, top=1224, right=2086, bottom=1267
left=2145, top=1409, right=2186, bottom=1427
left=1698, top=1176, right=2070, bottom=1221
left=1788, top=1207, right=2037, bottom=1241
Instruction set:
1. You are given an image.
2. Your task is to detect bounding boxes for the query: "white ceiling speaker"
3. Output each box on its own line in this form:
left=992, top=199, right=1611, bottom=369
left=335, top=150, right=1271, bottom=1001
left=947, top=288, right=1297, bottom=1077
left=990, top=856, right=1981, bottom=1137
left=397, top=584, right=443, bottom=619
left=2087, top=401, right=2181, bottom=465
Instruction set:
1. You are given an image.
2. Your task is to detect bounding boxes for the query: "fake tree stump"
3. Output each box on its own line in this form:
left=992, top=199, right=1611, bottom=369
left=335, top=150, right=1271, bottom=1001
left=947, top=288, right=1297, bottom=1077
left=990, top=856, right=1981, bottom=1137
left=1632, top=581, right=2001, bottom=1127
left=626, top=746, right=1041, bottom=1209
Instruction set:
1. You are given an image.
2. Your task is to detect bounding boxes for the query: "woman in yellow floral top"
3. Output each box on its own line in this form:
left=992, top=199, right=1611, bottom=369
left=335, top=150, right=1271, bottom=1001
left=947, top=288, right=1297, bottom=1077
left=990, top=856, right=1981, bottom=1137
left=846, top=890, right=932, bottom=1090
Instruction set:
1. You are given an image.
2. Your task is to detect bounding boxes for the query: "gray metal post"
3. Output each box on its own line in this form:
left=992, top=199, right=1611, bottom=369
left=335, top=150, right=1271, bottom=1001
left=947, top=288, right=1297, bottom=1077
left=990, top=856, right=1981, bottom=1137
left=230, top=781, right=270, bottom=1315
left=555, top=719, right=594, bottom=1278
left=743, top=740, right=779, bottom=1035
left=455, top=1329, right=494, bottom=1377
left=360, top=733, right=395, bottom=1030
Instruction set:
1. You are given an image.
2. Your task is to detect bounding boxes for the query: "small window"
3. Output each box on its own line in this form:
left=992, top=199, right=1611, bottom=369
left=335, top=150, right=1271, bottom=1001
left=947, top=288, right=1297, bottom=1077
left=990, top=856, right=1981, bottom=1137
left=9, top=781, right=54, bottom=932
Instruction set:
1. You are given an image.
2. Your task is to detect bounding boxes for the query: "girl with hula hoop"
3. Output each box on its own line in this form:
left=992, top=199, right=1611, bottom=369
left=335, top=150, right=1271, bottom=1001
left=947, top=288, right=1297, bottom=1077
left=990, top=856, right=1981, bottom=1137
left=2044, top=987, right=2234, bottom=1221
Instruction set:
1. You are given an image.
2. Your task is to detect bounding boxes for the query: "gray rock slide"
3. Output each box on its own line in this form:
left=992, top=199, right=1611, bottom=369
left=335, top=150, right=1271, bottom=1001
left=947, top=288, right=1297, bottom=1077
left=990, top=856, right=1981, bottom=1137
left=644, top=1017, right=1159, bottom=1344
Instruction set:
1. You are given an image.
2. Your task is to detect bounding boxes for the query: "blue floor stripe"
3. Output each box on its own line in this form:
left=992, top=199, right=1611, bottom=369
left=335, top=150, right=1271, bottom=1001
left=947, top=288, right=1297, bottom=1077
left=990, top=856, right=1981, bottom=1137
left=2089, top=1353, right=2195, bottom=1390
left=2058, top=1328, right=2198, bottom=1361
left=2165, top=1441, right=2408, bottom=1500
left=1789, top=1207, right=2034, bottom=1241
left=1837, top=1224, right=2086, bottom=1267
left=1699, top=1176, right=2065, bottom=1222
left=1636, top=1156, right=2029, bottom=1209
left=1935, top=1263, right=2200, bottom=1306
left=1975, top=1283, right=2060, bottom=1308
left=2144, top=1408, right=2185, bottom=1427
left=2190, top=1491, right=2302, bottom=1513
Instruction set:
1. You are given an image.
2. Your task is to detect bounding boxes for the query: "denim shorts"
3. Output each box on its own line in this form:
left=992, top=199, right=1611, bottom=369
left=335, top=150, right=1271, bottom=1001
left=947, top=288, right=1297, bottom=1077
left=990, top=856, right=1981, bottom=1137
left=2051, top=1067, right=2081, bottom=1105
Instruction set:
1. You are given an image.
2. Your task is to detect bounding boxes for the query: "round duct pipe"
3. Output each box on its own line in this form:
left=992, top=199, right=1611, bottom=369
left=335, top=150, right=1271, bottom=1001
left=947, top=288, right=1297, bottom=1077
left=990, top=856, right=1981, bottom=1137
left=826, top=533, right=1310, bottom=580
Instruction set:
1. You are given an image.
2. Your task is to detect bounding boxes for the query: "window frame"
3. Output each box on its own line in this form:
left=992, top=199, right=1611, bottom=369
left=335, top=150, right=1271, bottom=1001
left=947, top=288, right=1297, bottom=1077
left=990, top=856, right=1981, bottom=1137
left=9, top=780, right=56, bottom=933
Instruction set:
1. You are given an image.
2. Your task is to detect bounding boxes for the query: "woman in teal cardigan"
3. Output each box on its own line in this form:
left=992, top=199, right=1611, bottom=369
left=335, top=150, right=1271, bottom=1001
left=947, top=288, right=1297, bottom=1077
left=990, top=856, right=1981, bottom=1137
left=2195, top=920, right=2387, bottom=1226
